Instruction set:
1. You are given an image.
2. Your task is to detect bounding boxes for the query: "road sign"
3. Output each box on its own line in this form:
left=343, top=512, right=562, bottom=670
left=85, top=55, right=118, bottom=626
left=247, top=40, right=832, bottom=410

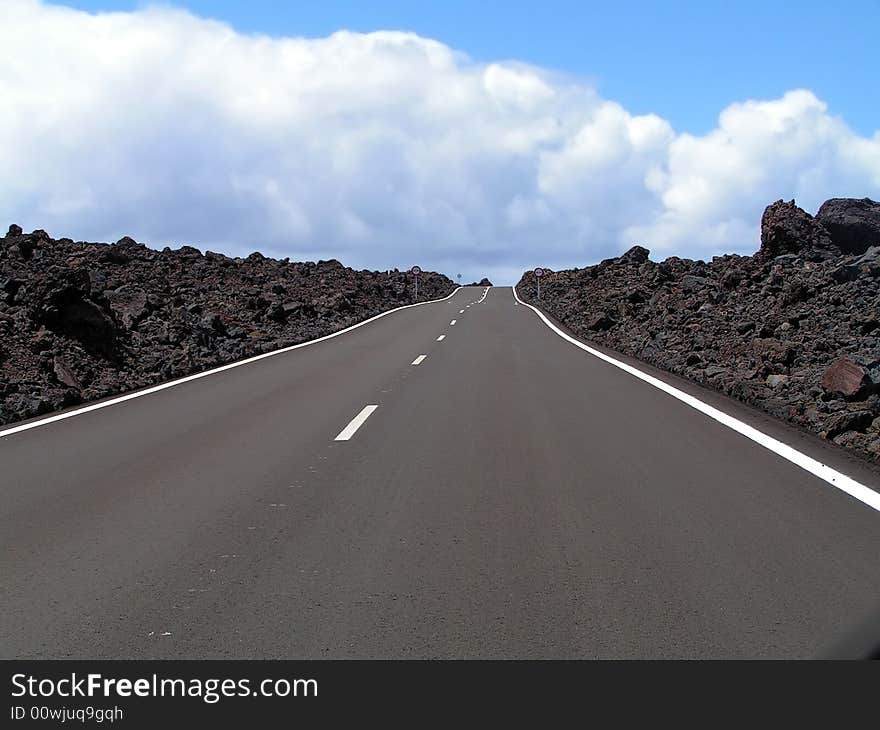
left=534, top=267, right=544, bottom=277
left=411, top=265, right=421, bottom=299
left=534, top=268, right=543, bottom=300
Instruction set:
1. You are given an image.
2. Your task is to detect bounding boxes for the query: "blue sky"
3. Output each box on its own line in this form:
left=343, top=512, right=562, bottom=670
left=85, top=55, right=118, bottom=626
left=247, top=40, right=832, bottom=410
left=53, top=0, right=880, bottom=135
left=3, top=1, right=879, bottom=283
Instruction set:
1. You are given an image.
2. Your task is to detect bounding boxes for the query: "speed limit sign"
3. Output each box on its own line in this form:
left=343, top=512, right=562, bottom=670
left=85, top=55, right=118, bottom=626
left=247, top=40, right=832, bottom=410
left=534, top=267, right=544, bottom=300
left=534, top=267, right=544, bottom=277
left=411, top=265, right=421, bottom=300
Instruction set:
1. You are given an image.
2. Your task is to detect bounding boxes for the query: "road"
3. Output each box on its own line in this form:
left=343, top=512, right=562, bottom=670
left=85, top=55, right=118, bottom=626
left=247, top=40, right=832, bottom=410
left=2, top=286, right=880, bottom=659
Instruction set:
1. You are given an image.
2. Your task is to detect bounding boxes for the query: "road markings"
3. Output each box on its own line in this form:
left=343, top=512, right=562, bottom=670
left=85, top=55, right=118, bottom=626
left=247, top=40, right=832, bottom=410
left=436, top=335, right=446, bottom=341
left=412, top=355, right=427, bottom=365
left=450, top=319, right=456, bottom=325
left=512, top=285, right=880, bottom=514
left=0, top=288, right=464, bottom=439
left=459, top=309, right=465, bottom=313
left=334, top=405, right=379, bottom=441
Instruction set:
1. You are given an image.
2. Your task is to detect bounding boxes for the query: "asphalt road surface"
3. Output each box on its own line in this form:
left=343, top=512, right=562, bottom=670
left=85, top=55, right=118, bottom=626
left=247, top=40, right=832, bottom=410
left=3, top=286, right=880, bottom=659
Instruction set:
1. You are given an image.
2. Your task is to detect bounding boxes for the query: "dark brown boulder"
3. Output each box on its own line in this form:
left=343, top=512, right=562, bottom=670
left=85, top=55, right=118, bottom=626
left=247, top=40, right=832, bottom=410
left=621, top=245, right=650, bottom=264
left=759, top=200, right=834, bottom=260
left=105, top=285, right=148, bottom=329
left=820, top=357, right=872, bottom=399
left=823, top=410, right=875, bottom=439
left=586, top=313, right=614, bottom=331
left=52, top=357, right=82, bottom=390
left=815, top=198, right=880, bottom=255
left=47, top=297, right=117, bottom=355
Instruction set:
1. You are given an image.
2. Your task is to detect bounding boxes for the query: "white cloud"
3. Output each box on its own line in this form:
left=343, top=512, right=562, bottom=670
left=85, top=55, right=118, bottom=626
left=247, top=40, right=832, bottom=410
left=2, top=0, right=879, bottom=283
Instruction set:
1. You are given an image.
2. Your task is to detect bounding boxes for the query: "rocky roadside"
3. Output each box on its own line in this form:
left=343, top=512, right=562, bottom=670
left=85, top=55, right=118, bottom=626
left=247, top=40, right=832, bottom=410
left=0, top=226, right=454, bottom=426
left=516, top=198, right=880, bottom=465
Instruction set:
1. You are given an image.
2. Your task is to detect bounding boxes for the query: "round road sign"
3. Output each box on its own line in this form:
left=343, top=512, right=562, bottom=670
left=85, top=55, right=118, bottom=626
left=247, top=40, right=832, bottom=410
left=411, top=265, right=422, bottom=275
left=534, top=267, right=544, bottom=277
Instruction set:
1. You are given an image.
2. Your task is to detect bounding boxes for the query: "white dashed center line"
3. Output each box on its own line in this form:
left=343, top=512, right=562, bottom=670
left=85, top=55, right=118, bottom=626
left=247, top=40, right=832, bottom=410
left=436, top=335, right=445, bottom=341
left=334, top=405, right=378, bottom=441
left=411, top=355, right=427, bottom=365
left=450, top=319, right=456, bottom=325
left=459, top=309, right=464, bottom=313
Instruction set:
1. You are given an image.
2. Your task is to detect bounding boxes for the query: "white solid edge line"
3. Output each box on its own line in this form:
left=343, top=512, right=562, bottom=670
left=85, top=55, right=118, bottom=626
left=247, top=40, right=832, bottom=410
left=334, top=405, right=378, bottom=441
left=0, top=287, right=463, bottom=439
left=511, top=285, right=880, bottom=513
left=411, top=355, right=427, bottom=365
left=436, top=335, right=446, bottom=341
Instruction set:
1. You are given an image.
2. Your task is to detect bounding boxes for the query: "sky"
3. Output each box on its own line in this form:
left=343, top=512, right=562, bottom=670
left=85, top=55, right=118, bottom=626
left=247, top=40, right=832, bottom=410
left=2, top=0, right=879, bottom=283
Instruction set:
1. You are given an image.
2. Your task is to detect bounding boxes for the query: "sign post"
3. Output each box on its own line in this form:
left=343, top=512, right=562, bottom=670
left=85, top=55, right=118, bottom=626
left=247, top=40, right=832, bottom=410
left=411, top=265, right=422, bottom=300
left=534, top=267, right=544, bottom=300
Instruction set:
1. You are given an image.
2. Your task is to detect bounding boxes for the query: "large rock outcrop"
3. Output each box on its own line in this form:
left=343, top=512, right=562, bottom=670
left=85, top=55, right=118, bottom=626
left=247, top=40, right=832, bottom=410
left=816, top=198, right=880, bottom=255
left=0, top=227, right=454, bottom=426
left=759, top=199, right=835, bottom=260
left=516, top=198, right=880, bottom=464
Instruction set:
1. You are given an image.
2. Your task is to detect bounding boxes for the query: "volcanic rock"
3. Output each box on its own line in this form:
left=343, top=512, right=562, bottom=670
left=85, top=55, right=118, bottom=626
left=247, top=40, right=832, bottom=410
left=621, top=245, right=650, bottom=264
left=766, top=374, right=790, bottom=388
left=586, top=313, right=614, bottom=331
left=816, top=198, right=880, bottom=255
left=52, top=357, right=82, bottom=390
left=821, top=357, right=873, bottom=399
left=1, top=226, right=454, bottom=427
left=105, top=285, right=148, bottom=329
left=516, top=197, right=880, bottom=465
left=759, top=200, right=834, bottom=260
left=44, top=295, right=117, bottom=355
left=823, top=410, right=875, bottom=439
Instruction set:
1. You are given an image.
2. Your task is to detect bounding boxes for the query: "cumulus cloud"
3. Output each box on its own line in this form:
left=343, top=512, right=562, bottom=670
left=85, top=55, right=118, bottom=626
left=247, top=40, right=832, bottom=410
left=2, top=0, right=879, bottom=283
